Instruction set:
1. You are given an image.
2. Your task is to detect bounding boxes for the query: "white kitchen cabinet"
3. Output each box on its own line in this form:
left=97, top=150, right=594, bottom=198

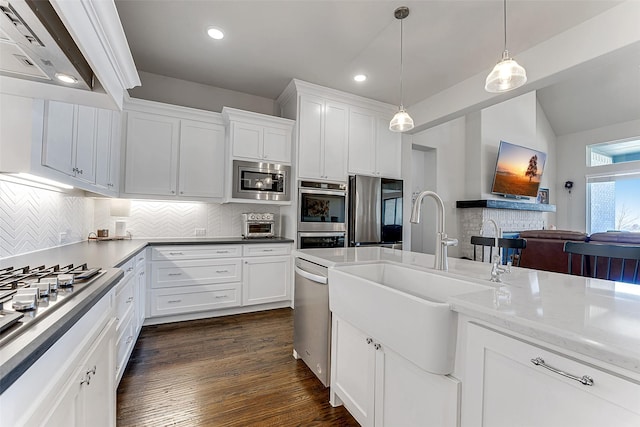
left=242, top=255, right=291, bottom=306
left=222, top=106, right=294, bottom=164
left=298, top=94, right=348, bottom=181
left=134, top=249, right=147, bottom=330
left=149, top=245, right=243, bottom=318
left=178, top=119, right=225, bottom=198
left=1, top=290, right=116, bottom=427
left=123, top=110, right=180, bottom=196
left=41, top=100, right=99, bottom=184
left=463, top=322, right=640, bottom=427
left=331, top=316, right=459, bottom=427
left=42, top=317, right=116, bottom=427
left=115, top=257, right=137, bottom=385
left=123, top=101, right=227, bottom=200
left=347, top=106, right=401, bottom=179
left=95, top=108, right=121, bottom=195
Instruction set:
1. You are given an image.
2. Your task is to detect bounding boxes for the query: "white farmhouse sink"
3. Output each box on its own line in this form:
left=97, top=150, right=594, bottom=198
left=328, top=262, right=488, bottom=375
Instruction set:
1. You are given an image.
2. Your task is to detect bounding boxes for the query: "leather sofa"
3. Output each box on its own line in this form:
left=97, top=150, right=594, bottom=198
left=518, top=230, right=588, bottom=274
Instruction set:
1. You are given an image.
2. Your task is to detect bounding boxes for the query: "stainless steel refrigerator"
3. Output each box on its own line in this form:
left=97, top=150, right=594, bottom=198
left=348, top=175, right=403, bottom=247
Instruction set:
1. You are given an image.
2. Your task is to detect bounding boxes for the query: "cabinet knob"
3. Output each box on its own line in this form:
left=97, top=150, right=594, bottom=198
left=366, top=337, right=373, bottom=345
left=180, top=191, right=184, bottom=194
left=170, top=190, right=175, bottom=194
left=374, top=343, right=382, bottom=350
left=78, top=169, right=83, bottom=175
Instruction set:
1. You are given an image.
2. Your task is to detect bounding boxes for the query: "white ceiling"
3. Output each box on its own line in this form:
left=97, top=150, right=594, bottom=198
left=114, top=0, right=636, bottom=134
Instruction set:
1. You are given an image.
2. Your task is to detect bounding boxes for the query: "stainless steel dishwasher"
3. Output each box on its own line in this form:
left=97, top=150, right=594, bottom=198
left=293, top=257, right=330, bottom=387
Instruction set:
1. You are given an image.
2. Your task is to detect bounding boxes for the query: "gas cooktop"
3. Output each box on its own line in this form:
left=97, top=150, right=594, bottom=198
left=0, top=263, right=103, bottom=346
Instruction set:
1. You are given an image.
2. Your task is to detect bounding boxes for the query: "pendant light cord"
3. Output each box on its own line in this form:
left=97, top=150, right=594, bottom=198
left=400, top=16, right=404, bottom=108
left=503, top=0, right=507, bottom=52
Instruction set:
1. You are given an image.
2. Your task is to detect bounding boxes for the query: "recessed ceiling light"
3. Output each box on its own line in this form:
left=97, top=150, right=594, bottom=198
left=207, top=27, right=224, bottom=40
left=55, top=73, right=78, bottom=84
left=354, top=74, right=367, bottom=82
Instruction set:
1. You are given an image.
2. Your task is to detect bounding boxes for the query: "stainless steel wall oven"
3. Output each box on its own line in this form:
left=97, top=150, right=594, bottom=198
left=297, top=181, right=347, bottom=248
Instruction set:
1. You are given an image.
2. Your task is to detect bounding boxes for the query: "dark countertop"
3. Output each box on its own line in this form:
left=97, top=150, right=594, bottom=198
left=0, top=236, right=294, bottom=394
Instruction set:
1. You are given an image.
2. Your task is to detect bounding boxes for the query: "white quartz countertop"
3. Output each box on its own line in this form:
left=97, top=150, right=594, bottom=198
left=293, top=247, right=640, bottom=375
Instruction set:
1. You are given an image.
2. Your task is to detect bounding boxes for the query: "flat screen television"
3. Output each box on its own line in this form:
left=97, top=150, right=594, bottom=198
left=491, top=141, right=547, bottom=198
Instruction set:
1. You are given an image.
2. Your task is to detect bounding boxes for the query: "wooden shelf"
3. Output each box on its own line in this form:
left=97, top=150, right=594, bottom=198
left=456, top=199, right=556, bottom=212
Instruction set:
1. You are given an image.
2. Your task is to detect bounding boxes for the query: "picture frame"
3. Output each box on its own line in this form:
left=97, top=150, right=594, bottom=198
left=537, top=187, right=549, bottom=204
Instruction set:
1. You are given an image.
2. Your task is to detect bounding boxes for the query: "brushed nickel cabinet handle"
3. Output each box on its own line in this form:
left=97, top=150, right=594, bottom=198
left=168, top=273, right=182, bottom=276
left=530, top=357, right=594, bottom=386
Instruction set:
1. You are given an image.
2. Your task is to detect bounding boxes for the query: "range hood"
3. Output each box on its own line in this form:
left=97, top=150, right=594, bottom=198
left=0, top=0, right=94, bottom=90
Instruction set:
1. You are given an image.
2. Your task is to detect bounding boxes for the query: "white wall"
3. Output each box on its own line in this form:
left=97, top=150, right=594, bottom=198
left=129, top=71, right=278, bottom=116
left=555, top=118, right=640, bottom=232
left=409, top=116, right=467, bottom=257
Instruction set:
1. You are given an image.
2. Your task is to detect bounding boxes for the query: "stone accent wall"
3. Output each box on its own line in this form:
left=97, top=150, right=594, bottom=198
left=458, top=208, right=545, bottom=260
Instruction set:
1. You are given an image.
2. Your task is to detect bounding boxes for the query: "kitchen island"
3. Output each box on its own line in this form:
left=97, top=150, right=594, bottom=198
left=294, top=247, right=640, bottom=427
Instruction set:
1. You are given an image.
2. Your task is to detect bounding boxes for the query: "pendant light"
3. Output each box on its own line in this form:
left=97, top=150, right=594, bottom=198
left=485, top=0, right=527, bottom=93
left=389, top=6, right=414, bottom=132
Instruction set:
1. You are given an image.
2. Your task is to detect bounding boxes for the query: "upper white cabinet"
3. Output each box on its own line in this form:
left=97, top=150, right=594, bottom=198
left=277, top=79, right=401, bottom=182
left=222, top=107, right=294, bottom=164
left=178, top=120, right=225, bottom=198
left=298, top=95, right=348, bottom=181
left=95, top=108, right=121, bottom=196
left=42, top=101, right=99, bottom=184
left=463, top=322, right=640, bottom=427
left=124, top=110, right=180, bottom=196
left=347, top=106, right=401, bottom=179
left=122, top=99, right=226, bottom=200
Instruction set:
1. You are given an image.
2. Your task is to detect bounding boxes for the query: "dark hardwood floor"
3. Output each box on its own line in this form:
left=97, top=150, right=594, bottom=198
left=117, top=308, right=359, bottom=426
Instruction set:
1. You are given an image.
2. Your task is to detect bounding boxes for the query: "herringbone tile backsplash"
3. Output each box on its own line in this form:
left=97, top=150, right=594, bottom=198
left=1, top=180, right=281, bottom=258
left=0, top=180, right=93, bottom=258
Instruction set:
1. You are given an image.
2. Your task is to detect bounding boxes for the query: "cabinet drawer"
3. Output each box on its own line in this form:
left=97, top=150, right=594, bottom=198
left=115, top=310, right=135, bottom=380
left=152, top=245, right=242, bottom=260
left=464, top=322, right=640, bottom=426
left=150, top=283, right=241, bottom=317
left=133, top=249, right=146, bottom=268
left=115, top=277, right=135, bottom=330
left=151, top=259, right=242, bottom=288
left=243, top=244, right=291, bottom=257
left=119, top=257, right=136, bottom=277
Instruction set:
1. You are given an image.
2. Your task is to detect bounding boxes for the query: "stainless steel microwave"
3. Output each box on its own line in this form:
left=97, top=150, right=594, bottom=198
left=232, top=160, right=291, bottom=201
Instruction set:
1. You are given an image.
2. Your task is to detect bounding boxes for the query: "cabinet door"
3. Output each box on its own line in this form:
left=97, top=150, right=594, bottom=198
left=80, top=318, right=116, bottom=427
left=463, top=323, right=640, bottom=427
left=135, top=263, right=146, bottom=331
left=348, top=108, right=376, bottom=176
left=108, top=111, right=122, bottom=192
left=375, top=115, right=402, bottom=179
left=74, top=105, right=97, bottom=183
left=263, top=126, right=291, bottom=163
left=331, top=316, right=376, bottom=427
left=323, top=101, right=348, bottom=181
left=242, top=255, right=291, bottom=305
left=298, top=95, right=324, bottom=180
left=94, top=108, right=113, bottom=190
left=376, top=344, right=459, bottom=427
left=231, top=121, right=263, bottom=160
left=42, top=100, right=75, bottom=175
left=178, top=120, right=225, bottom=198
left=124, top=111, right=179, bottom=196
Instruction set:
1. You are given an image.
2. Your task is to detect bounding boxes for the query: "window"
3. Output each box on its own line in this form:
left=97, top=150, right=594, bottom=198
left=587, top=138, right=640, bottom=166
left=588, top=174, right=640, bottom=233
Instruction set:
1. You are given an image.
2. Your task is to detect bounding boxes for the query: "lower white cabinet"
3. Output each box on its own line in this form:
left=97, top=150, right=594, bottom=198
left=0, top=290, right=116, bottom=427
left=330, top=316, right=460, bottom=427
left=148, top=243, right=292, bottom=319
left=463, top=322, right=640, bottom=427
left=43, top=317, right=117, bottom=427
left=115, top=249, right=146, bottom=385
left=242, top=255, right=291, bottom=306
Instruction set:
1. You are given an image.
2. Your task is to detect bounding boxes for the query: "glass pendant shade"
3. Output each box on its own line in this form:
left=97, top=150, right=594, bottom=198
left=389, top=108, right=414, bottom=132
left=485, top=50, right=527, bottom=93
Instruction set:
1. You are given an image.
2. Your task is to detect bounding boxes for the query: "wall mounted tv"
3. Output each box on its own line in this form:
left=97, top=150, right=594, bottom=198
left=491, top=141, right=547, bottom=199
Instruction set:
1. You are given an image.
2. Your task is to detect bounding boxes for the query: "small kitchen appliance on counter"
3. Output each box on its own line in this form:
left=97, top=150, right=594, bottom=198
left=241, top=213, right=277, bottom=238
